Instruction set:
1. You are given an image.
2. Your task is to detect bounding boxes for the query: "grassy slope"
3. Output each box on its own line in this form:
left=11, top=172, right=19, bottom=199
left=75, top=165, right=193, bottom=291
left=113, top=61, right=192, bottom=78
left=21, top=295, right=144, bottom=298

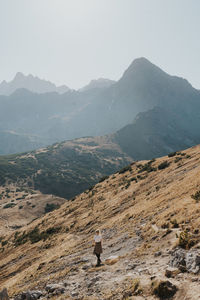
left=0, top=145, right=200, bottom=299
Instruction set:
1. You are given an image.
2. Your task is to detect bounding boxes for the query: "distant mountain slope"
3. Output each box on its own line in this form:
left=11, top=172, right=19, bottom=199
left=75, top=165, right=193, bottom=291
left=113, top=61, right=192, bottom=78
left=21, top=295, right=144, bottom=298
left=0, top=131, right=54, bottom=155
left=0, top=137, right=132, bottom=199
left=0, top=72, right=70, bottom=95
left=113, top=106, right=199, bottom=160
left=71, top=57, right=200, bottom=137
left=79, top=78, right=115, bottom=92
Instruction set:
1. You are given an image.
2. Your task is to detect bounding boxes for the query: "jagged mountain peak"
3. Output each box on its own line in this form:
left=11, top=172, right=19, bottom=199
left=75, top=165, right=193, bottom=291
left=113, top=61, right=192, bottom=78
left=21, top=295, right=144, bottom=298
left=121, top=57, right=167, bottom=81
left=79, top=78, right=116, bottom=92
left=0, top=73, right=70, bottom=95
left=14, top=72, right=25, bottom=80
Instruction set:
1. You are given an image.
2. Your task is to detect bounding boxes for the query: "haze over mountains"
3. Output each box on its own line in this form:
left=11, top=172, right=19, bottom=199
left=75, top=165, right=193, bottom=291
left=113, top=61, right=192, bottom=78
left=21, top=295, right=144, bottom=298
left=0, top=57, right=200, bottom=157
left=0, top=72, right=70, bottom=95
left=79, top=78, right=116, bottom=92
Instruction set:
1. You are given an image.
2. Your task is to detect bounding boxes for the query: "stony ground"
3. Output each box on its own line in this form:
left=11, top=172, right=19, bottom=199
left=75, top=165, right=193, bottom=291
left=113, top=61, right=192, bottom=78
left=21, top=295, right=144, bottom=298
left=1, top=145, right=200, bottom=299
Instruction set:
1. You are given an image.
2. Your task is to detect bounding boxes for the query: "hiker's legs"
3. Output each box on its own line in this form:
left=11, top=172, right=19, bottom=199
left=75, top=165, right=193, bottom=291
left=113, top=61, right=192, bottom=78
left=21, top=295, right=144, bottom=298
left=96, top=253, right=101, bottom=265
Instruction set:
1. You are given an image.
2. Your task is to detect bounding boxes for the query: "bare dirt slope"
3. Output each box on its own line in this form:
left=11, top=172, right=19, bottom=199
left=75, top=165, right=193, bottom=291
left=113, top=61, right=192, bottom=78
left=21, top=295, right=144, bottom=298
left=0, top=145, right=200, bottom=299
left=0, top=185, right=66, bottom=235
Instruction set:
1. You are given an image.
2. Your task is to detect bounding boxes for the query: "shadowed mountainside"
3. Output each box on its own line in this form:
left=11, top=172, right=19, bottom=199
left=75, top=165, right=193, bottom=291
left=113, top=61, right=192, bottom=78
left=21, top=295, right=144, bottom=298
left=1, top=58, right=200, bottom=154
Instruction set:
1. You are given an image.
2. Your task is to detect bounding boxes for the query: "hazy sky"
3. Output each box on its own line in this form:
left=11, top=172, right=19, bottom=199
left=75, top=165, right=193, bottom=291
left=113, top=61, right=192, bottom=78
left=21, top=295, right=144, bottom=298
left=0, top=0, right=200, bottom=89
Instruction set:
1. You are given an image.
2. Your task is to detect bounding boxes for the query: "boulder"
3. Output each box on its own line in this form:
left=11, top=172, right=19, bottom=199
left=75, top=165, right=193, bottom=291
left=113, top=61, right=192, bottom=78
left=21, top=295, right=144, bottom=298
left=170, top=248, right=186, bottom=270
left=170, top=248, right=200, bottom=274
left=14, top=290, right=43, bottom=300
left=186, top=251, right=200, bottom=274
left=45, top=284, right=65, bottom=294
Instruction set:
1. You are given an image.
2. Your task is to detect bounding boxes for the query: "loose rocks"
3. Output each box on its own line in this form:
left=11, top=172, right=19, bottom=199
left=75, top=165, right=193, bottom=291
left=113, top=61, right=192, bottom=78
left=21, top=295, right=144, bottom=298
left=14, top=290, right=43, bottom=300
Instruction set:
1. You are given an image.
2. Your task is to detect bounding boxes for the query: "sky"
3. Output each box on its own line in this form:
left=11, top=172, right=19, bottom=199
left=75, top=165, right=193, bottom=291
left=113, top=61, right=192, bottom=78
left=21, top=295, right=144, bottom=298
left=0, top=0, right=200, bottom=89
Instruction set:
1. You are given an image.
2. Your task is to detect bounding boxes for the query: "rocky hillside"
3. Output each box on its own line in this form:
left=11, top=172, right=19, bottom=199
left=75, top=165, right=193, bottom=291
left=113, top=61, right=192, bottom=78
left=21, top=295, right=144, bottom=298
left=0, top=145, right=200, bottom=299
left=0, top=136, right=132, bottom=199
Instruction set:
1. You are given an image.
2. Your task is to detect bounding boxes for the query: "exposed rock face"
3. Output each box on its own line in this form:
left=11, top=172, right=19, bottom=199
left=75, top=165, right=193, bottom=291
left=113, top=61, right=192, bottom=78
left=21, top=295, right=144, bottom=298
left=170, top=248, right=200, bottom=274
left=186, top=251, right=200, bottom=274
left=170, top=248, right=186, bottom=271
left=0, top=288, right=9, bottom=300
left=45, top=284, right=65, bottom=294
left=14, top=290, right=43, bottom=300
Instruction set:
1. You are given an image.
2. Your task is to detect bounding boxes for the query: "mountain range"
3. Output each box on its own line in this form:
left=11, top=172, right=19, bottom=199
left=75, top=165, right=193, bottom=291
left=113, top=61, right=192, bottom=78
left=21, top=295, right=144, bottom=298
left=1, top=57, right=200, bottom=156
left=0, top=72, right=70, bottom=95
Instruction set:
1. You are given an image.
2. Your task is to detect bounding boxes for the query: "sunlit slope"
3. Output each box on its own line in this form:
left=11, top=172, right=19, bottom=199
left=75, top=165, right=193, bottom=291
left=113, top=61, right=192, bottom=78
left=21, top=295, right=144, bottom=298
left=0, top=145, right=200, bottom=298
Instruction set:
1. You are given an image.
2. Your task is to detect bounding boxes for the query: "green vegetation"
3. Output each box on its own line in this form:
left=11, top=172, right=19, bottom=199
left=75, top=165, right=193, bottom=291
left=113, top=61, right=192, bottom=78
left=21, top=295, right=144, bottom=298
left=158, top=161, right=170, bottom=170
left=44, top=203, right=60, bottom=213
left=3, top=202, right=16, bottom=209
left=168, top=151, right=177, bottom=157
left=99, top=175, right=109, bottom=183
left=170, top=219, right=179, bottom=228
left=138, top=160, right=157, bottom=173
left=178, top=230, right=196, bottom=249
left=152, top=280, right=177, bottom=298
left=0, top=142, right=130, bottom=199
left=118, top=165, right=132, bottom=174
left=191, top=191, right=200, bottom=202
left=1, top=240, right=8, bottom=247
left=14, top=226, right=62, bottom=246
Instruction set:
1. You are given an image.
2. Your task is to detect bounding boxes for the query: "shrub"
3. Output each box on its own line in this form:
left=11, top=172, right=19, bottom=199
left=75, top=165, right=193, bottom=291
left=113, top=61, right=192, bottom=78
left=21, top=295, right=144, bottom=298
left=14, top=225, right=62, bottom=246
left=1, top=240, right=8, bottom=246
left=118, top=165, right=132, bottom=174
left=180, top=152, right=186, bottom=156
left=171, top=219, right=179, bottom=228
left=191, top=191, right=200, bottom=202
left=125, top=180, right=131, bottom=189
left=174, top=157, right=182, bottom=163
left=158, top=161, right=170, bottom=170
left=152, top=280, right=177, bottom=298
left=3, top=202, right=16, bottom=209
left=168, top=152, right=177, bottom=157
left=178, top=230, right=196, bottom=249
left=130, top=177, right=137, bottom=182
left=44, top=203, right=60, bottom=213
left=99, top=175, right=109, bottom=183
